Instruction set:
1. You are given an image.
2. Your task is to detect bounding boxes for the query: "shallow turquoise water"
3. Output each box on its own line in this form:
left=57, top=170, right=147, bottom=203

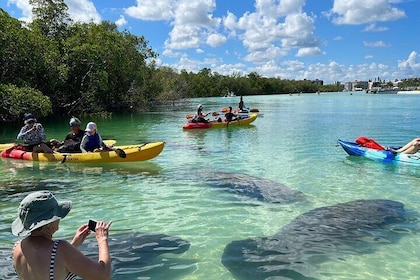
left=1, top=93, right=420, bottom=279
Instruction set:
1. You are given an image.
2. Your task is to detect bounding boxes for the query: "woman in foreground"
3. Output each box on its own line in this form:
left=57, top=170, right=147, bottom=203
left=12, top=190, right=112, bottom=280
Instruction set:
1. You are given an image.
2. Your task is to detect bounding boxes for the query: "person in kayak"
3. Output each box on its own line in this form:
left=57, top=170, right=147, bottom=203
left=12, top=190, right=112, bottom=280
left=55, top=117, right=85, bottom=153
left=225, top=107, right=239, bottom=127
left=388, top=138, right=420, bottom=154
left=80, top=122, right=111, bottom=153
left=192, top=104, right=209, bottom=123
left=17, top=113, right=54, bottom=153
left=238, top=96, right=247, bottom=112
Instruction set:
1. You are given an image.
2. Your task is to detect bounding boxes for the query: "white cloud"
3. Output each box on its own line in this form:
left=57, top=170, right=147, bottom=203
left=363, top=41, right=390, bottom=47
left=206, top=33, right=227, bottom=47
left=125, top=0, right=174, bottom=21
left=115, top=15, right=127, bottom=27
left=156, top=0, right=221, bottom=50
left=330, top=0, right=405, bottom=25
left=66, top=0, right=101, bottom=23
left=363, top=23, right=389, bottom=32
left=296, top=47, right=323, bottom=57
left=7, top=0, right=32, bottom=21
left=6, top=0, right=101, bottom=23
left=398, top=51, right=420, bottom=76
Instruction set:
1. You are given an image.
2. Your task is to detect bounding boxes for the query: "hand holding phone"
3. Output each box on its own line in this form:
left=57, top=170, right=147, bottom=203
left=88, top=219, right=97, bottom=231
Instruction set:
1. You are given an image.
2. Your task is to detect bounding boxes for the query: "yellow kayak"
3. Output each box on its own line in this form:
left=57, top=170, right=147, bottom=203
left=183, top=113, right=258, bottom=129
left=1, top=142, right=165, bottom=163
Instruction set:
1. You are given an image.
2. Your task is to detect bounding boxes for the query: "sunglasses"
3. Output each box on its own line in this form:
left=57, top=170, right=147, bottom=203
left=70, top=124, right=79, bottom=127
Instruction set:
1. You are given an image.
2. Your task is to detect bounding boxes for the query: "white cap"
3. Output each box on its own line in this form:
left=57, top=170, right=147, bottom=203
left=85, top=122, right=97, bottom=132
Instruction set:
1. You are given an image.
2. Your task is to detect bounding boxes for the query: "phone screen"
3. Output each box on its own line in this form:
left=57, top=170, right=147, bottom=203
left=88, top=219, right=97, bottom=231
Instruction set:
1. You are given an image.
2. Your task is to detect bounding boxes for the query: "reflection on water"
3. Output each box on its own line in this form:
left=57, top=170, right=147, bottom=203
left=1, top=94, right=420, bottom=279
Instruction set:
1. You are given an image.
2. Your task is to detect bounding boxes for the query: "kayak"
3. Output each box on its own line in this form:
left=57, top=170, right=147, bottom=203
left=337, top=139, right=420, bottom=166
left=1, top=142, right=165, bottom=163
left=183, top=113, right=258, bottom=129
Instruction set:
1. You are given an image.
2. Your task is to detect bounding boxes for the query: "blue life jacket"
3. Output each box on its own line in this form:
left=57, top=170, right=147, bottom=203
left=84, top=132, right=101, bottom=151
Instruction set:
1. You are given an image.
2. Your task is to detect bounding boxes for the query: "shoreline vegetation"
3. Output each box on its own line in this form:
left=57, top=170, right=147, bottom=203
left=1, top=1, right=420, bottom=124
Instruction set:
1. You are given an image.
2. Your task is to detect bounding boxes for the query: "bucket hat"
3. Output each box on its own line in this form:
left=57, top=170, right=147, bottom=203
left=24, top=113, right=37, bottom=124
left=12, top=191, right=72, bottom=236
left=69, top=117, right=81, bottom=126
left=85, top=122, right=97, bottom=132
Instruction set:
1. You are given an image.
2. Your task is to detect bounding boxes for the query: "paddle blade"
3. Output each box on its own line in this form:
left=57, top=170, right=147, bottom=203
left=115, top=148, right=126, bottom=158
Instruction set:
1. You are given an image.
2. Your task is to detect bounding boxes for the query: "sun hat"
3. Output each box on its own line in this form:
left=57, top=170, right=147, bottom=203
left=69, top=116, right=81, bottom=126
left=12, top=191, right=72, bottom=236
left=85, top=122, right=97, bottom=132
left=24, top=113, right=37, bottom=124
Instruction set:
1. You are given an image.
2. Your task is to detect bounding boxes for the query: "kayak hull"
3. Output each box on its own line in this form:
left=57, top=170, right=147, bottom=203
left=183, top=113, right=257, bottom=129
left=1, top=142, right=165, bottom=163
left=337, top=139, right=420, bottom=166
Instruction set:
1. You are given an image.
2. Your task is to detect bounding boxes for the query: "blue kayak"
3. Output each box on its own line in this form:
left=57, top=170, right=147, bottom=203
left=337, top=139, right=420, bottom=166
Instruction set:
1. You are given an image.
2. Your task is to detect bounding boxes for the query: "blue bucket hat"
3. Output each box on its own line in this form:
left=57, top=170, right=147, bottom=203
left=12, top=191, right=72, bottom=236
left=24, top=113, right=37, bottom=124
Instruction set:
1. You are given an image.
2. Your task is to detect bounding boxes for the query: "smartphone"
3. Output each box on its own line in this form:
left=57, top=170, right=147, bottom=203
left=88, top=219, right=97, bottom=231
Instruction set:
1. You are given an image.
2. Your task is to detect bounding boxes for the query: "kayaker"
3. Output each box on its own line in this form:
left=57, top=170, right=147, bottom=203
left=192, top=104, right=209, bottom=123
left=238, top=96, right=247, bottom=112
left=12, top=190, right=112, bottom=280
left=225, top=106, right=239, bottom=127
left=16, top=113, right=54, bottom=153
left=80, top=122, right=112, bottom=153
left=388, top=138, right=420, bottom=154
left=55, top=117, right=85, bottom=153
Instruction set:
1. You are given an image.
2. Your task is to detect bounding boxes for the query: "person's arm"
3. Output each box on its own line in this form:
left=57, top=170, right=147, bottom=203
left=36, top=123, right=47, bottom=142
left=17, top=126, right=30, bottom=140
left=62, top=221, right=112, bottom=280
left=97, top=133, right=108, bottom=149
left=80, top=135, right=88, bottom=153
left=70, top=224, right=91, bottom=247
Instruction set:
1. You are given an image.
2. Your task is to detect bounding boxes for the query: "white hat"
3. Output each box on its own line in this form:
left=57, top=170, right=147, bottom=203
left=85, top=122, right=97, bottom=132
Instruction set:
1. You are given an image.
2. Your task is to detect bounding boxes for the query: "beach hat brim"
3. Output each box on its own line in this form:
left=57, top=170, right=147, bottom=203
left=11, top=200, right=72, bottom=236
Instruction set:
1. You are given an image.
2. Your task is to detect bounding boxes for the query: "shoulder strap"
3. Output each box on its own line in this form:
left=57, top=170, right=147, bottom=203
left=50, top=240, right=60, bottom=280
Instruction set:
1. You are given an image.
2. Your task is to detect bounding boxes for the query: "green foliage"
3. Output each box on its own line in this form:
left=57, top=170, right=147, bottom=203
left=0, top=84, right=52, bottom=122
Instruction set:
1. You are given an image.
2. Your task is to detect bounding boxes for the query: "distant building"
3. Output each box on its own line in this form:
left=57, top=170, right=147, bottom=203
left=344, top=81, right=368, bottom=91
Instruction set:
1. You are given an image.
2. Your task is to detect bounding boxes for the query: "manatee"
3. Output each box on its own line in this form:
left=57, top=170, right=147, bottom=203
left=203, top=171, right=306, bottom=203
left=222, top=199, right=418, bottom=280
left=79, top=232, right=193, bottom=279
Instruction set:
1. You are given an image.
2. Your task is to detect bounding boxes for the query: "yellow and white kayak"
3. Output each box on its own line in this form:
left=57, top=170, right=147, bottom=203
left=183, top=113, right=258, bottom=129
left=1, top=142, right=165, bottom=163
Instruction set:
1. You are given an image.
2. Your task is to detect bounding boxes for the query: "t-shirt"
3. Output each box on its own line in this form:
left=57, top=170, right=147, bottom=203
left=65, top=129, right=85, bottom=142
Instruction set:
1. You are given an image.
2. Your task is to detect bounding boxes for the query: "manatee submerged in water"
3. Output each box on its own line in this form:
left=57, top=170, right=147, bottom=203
left=222, top=199, right=418, bottom=280
left=79, top=232, right=193, bottom=279
left=203, top=171, right=306, bottom=203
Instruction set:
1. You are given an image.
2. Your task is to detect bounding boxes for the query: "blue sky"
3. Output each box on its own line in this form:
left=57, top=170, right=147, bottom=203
left=3, top=0, right=420, bottom=84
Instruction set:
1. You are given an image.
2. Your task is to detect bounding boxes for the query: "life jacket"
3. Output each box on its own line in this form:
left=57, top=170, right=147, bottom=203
left=355, top=136, right=385, bottom=150
left=84, top=132, right=101, bottom=151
